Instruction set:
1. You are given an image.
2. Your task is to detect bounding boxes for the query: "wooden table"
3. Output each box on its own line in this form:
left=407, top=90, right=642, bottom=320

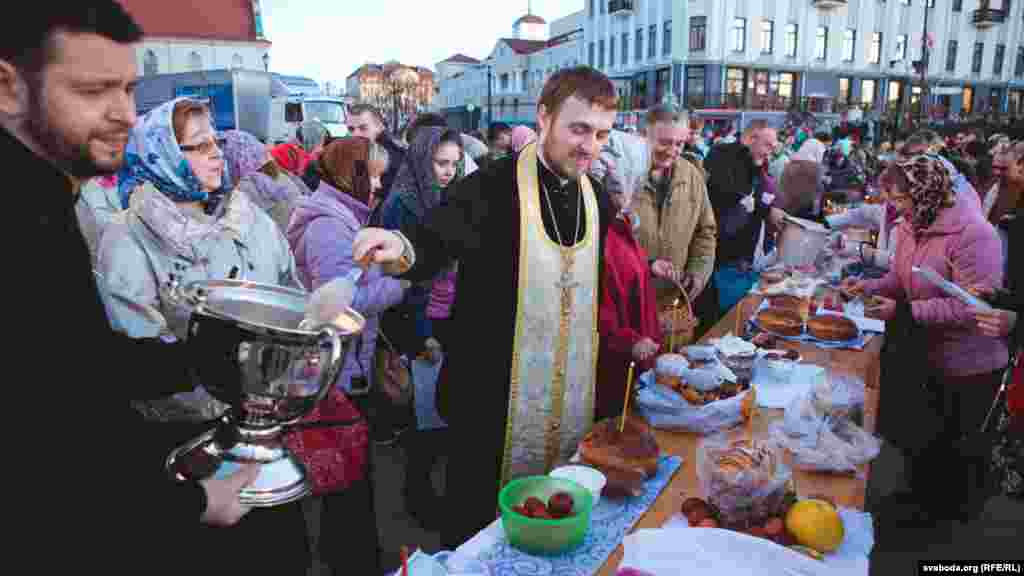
left=594, top=295, right=884, bottom=576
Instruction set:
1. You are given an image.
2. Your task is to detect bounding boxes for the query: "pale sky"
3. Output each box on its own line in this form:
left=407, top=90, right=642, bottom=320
left=261, top=0, right=584, bottom=89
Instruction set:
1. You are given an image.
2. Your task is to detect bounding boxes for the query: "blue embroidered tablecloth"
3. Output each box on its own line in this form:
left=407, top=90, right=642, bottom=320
left=455, top=456, right=683, bottom=576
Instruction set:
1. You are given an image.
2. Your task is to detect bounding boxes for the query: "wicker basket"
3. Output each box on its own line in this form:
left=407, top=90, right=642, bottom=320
left=658, top=284, right=699, bottom=353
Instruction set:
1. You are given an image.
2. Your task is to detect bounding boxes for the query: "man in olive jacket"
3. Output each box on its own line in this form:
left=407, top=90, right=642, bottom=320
left=631, top=106, right=717, bottom=307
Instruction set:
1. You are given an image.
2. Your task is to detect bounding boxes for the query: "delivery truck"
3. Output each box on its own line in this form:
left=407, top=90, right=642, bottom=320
left=283, top=96, right=349, bottom=140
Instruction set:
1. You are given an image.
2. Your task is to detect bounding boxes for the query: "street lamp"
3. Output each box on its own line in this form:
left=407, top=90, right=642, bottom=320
left=486, top=63, right=493, bottom=131
left=262, top=52, right=269, bottom=72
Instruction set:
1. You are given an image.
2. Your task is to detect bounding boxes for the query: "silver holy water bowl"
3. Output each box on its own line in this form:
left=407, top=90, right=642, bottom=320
left=164, top=279, right=364, bottom=507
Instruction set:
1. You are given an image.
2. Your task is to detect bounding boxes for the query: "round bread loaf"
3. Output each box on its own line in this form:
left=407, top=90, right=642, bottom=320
left=768, top=294, right=805, bottom=312
left=580, top=417, right=660, bottom=496
left=806, top=314, right=858, bottom=342
left=754, top=308, right=804, bottom=337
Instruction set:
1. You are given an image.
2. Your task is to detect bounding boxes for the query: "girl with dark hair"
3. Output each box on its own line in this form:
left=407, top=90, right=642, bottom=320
left=379, top=127, right=465, bottom=526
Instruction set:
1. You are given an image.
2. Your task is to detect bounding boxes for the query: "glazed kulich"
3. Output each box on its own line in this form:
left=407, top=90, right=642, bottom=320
left=754, top=308, right=804, bottom=337
left=580, top=417, right=659, bottom=497
left=673, top=378, right=747, bottom=406
left=806, top=314, right=858, bottom=342
left=654, top=353, right=688, bottom=388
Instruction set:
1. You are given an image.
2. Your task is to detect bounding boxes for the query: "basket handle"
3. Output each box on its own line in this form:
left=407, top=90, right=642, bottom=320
left=666, top=277, right=698, bottom=331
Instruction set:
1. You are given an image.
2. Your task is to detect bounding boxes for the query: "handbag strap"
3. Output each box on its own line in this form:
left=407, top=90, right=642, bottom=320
left=286, top=417, right=365, bottom=432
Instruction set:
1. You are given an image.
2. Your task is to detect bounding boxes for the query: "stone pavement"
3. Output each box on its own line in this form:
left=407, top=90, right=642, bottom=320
left=305, top=442, right=444, bottom=576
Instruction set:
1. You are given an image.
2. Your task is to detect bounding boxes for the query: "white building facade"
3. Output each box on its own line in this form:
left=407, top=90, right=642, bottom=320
left=137, top=40, right=270, bottom=76
left=437, top=11, right=585, bottom=131
left=585, top=0, right=1024, bottom=119
left=119, top=0, right=272, bottom=78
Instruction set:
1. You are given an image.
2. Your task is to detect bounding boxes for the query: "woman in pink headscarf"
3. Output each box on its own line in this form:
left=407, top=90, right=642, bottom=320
left=509, top=125, right=537, bottom=153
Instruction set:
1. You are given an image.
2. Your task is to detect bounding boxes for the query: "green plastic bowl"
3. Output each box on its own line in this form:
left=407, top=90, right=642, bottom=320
left=498, top=475, right=593, bottom=556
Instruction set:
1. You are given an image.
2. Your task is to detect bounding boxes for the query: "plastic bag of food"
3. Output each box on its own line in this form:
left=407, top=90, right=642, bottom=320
left=696, top=431, right=793, bottom=528
left=770, top=372, right=880, bottom=475
left=635, top=370, right=754, bottom=435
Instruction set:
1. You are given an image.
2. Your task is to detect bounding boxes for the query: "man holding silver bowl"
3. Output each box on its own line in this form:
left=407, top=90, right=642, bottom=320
left=2, top=2, right=264, bottom=569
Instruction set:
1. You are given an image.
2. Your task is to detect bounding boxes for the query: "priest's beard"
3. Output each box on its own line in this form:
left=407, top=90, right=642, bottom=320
left=540, top=132, right=590, bottom=182
left=23, top=88, right=123, bottom=179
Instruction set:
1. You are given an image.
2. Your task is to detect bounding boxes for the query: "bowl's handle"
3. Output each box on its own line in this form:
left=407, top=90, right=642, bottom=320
left=313, top=325, right=344, bottom=404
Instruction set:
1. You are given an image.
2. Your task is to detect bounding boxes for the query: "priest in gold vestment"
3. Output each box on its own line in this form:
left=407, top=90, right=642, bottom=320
left=354, top=67, right=622, bottom=548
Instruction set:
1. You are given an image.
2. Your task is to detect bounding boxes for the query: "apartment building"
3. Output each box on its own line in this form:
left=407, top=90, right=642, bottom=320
left=437, top=11, right=584, bottom=131
left=585, top=0, right=1023, bottom=119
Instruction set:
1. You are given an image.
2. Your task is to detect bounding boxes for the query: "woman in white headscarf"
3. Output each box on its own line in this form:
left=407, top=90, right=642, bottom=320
left=778, top=137, right=827, bottom=218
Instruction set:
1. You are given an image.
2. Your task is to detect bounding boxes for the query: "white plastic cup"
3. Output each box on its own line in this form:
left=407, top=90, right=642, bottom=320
left=549, top=465, right=608, bottom=506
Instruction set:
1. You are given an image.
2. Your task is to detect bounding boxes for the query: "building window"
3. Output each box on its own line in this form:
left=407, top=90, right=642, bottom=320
left=690, top=16, right=707, bottom=51
left=839, top=77, right=851, bottom=104
left=589, top=0, right=594, bottom=18
left=888, top=80, right=902, bottom=112
left=861, top=79, right=876, bottom=107
left=725, top=67, right=746, bottom=107
left=953, top=0, right=962, bottom=10
left=896, top=35, right=908, bottom=61
left=869, top=32, right=882, bottom=64
left=663, top=20, right=672, bottom=56
left=732, top=18, right=747, bottom=53
left=815, top=26, right=828, bottom=61
left=687, top=66, right=706, bottom=107
left=947, top=41, right=958, bottom=72
left=771, top=72, right=796, bottom=101
left=1017, top=46, right=1024, bottom=77
left=231, top=54, right=244, bottom=69
left=842, top=29, right=856, bottom=62
left=599, top=39, right=605, bottom=68
left=994, top=44, right=1005, bottom=75
left=622, top=32, right=629, bottom=65
left=900, top=0, right=910, bottom=4
left=785, top=24, right=798, bottom=58
left=610, top=36, right=616, bottom=69
left=188, top=52, right=202, bottom=71
left=648, top=25, right=657, bottom=58
left=589, top=42, right=595, bottom=67
left=521, top=70, right=528, bottom=92
left=761, top=20, right=774, bottom=54
left=500, top=73, right=509, bottom=92
left=636, top=28, right=643, bottom=62
left=973, top=42, right=984, bottom=74
left=144, top=49, right=158, bottom=76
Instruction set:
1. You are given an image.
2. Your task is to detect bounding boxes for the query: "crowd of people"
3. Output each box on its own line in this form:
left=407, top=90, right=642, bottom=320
left=11, top=2, right=1022, bottom=573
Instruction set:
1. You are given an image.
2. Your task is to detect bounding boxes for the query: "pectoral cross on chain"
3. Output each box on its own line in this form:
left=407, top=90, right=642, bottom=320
left=555, top=251, right=579, bottom=320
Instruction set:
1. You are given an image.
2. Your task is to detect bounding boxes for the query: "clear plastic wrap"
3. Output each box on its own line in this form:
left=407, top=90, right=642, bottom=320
left=770, top=372, right=881, bottom=475
left=635, top=371, right=753, bottom=435
left=696, top=432, right=793, bottom=528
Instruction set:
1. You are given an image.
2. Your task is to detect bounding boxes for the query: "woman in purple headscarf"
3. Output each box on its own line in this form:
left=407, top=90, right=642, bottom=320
left=220, top=129, right=310, bottom=233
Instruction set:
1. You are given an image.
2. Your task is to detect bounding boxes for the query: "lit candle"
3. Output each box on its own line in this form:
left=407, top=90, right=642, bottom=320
left=620, top=361, right=636, bottom=433
left=669, top=298, right=680, bottom=353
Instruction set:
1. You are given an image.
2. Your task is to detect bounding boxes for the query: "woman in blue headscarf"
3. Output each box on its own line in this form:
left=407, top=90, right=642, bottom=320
left=96, top=97, right=310, bottom=571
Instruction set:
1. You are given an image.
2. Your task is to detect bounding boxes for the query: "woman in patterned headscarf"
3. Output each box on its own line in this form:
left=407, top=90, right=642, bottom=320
left=846, top=155, right=1007, bottom=528
left=97, top=97, right=310, bottom=572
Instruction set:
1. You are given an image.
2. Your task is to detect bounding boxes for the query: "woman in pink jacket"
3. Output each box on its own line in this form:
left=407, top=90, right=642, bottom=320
left=847, top=155, right=1007, bottom=528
